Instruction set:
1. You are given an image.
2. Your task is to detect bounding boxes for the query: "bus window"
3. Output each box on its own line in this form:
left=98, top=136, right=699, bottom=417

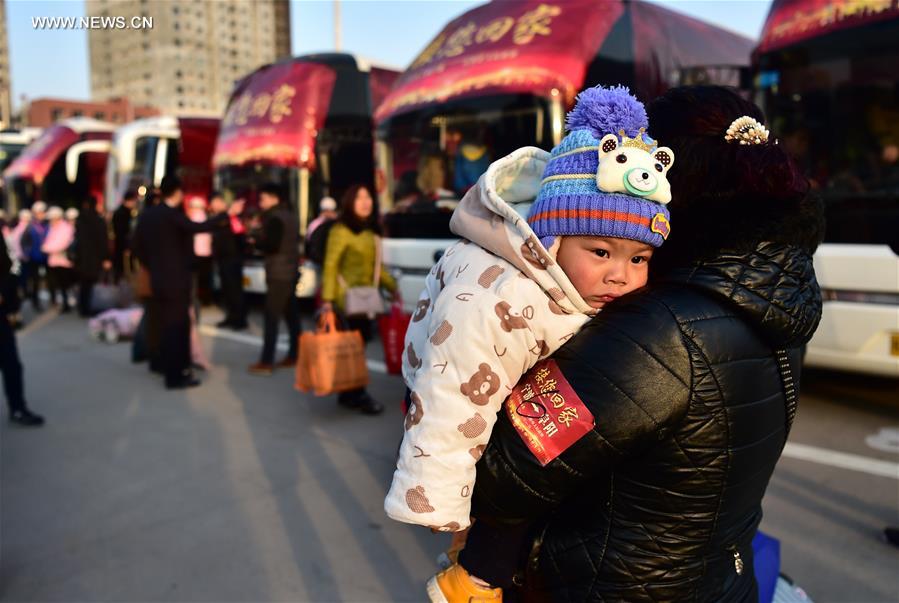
left=380, top=96, right=552, bottom=206
left=132, top=136, right=158, bottom=187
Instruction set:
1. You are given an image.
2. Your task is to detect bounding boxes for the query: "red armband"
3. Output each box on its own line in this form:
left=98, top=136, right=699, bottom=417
left=504, top=359, right=595, bottom=466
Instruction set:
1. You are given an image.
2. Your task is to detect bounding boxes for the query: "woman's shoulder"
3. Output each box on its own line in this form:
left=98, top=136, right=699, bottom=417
left=560, top=289, right=692, bottom=382
left=327, top=222, right=353, bottom=239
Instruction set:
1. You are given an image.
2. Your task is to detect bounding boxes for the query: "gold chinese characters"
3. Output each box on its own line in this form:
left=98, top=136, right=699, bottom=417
left=410, top=4, right=563, bottom=70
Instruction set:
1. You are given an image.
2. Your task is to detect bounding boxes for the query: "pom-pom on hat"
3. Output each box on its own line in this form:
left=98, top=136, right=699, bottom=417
left=528, top=85, right=672, bottom=250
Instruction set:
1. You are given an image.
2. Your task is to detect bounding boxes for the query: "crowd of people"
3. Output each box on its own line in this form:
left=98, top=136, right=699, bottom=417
left=0, top=168, right=400, bottom=412
left=0, top=196, right=117, bottom=427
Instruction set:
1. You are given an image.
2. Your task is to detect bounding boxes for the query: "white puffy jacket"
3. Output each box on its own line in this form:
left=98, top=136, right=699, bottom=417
left=384, top=147, right=594, bottom=531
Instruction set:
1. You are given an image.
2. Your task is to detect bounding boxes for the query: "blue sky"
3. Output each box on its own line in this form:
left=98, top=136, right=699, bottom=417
left=6, top=0, right=774, bottom=110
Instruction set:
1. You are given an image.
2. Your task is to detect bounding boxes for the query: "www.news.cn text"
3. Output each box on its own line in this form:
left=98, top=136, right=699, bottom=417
left=32, top=16, right=154, bottom=30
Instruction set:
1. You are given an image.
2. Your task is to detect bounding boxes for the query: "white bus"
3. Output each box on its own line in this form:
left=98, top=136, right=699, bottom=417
left=2, top=118, right=113, bottom=212
left=212, top=53, right=399, bottom=296
left=104, top=116, right=219, bottom=212
left=755, top=1, right=899, bottom=377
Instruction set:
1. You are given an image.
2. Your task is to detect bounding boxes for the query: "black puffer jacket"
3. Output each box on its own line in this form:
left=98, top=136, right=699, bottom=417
left=74, top=208, right=110, bottom=281
left=472, top=242, right=822, bottom=602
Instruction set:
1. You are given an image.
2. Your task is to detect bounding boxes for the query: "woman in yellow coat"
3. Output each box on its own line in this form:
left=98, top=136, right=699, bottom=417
left=321, top=184, right=397, bottom=415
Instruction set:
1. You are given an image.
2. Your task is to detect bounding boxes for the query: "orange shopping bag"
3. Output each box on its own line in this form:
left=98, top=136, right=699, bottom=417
left=295, top=311, right=369, bottom=396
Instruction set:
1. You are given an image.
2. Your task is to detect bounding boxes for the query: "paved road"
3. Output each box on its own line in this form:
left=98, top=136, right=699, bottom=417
left=761, top=369, right=899, bottom=603
left=1, top=309, right=897, bottom=602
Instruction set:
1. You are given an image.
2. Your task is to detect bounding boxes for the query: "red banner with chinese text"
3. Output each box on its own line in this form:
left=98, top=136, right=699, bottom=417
left=212, top=61, right=337, bottom=170
left=504, top=358, right=595, bottom=466
left=757, top=0, right=899, bottom=53
left=375, top=0, right=622, bottom=123
left=2, top=124, right=80, bottom=184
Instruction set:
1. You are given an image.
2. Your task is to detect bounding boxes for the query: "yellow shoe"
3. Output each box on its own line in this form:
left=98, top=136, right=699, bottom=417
left=426, top=563, right=502, bottom=603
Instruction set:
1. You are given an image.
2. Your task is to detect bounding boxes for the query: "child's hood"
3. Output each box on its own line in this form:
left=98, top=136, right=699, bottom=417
left=449, top=146, right=594, bottom=315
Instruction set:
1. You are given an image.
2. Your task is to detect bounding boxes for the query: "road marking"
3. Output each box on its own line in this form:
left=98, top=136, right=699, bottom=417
left=865, top=427, right=899, bottom=454
left=782, top=442, right=899, bottom=480
left=198, top=324, right=388, bottom=374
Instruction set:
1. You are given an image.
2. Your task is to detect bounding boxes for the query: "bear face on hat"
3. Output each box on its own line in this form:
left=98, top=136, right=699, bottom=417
left=597, top=128, right=675, bottom=204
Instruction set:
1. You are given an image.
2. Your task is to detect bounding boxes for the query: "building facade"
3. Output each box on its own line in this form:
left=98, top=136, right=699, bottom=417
left=26, top=97, right=159, bottom=128
left=87, top=0, right=291, bottom=116
left=0, top=0, right=12, bottom=130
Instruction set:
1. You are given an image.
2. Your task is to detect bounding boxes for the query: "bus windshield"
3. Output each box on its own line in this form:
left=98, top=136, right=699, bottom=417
left=757, top=19, right=899, bottom=248
left=0, top=142, right=26, bottom=173
left=132, top=136, right=158, bottom=186
left=379, top=95, right=556, bottom=206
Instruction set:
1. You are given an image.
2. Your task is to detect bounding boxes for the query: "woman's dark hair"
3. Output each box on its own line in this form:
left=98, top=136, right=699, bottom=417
left=646, top=86, right=824, bottom=272
left=338, top=184, right=380, bottom=234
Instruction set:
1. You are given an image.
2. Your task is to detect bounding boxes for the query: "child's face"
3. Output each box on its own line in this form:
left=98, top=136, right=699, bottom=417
left=555, top=236, right=653, bottom=310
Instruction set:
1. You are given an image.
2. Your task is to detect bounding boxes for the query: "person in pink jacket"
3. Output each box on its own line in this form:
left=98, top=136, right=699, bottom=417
left=7, top=210, right=32, bottom=264
left=40, top=207, right=75, bottom=312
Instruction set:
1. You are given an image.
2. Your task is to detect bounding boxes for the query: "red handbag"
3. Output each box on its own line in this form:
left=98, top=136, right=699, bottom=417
left=378, top=300, right=411, bottom=375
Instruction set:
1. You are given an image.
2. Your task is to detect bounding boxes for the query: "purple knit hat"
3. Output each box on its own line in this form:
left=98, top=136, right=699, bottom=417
left=528, top=85, right=671, bottom=249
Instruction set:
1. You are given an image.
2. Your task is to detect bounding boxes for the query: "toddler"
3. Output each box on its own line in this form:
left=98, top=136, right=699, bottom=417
left=384, top=86, right=675, bottom=602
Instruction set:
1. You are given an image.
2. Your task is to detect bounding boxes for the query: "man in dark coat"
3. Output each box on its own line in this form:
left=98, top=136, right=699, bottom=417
left=0, top=240, right=44, bottom=426
left=111, top=189, right=137, bottom=283
left=248, top=183, right=300, bottom=375
left=132, top=176, right=240, bottom=389
left=460, top=87, right=826, bottom=602
left=74, top=197, right=111, bottom=317
left=208, top=192, right=247, bottom=330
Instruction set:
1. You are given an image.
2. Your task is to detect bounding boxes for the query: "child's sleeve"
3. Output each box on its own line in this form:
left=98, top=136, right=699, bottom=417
left=384, top=280, right=542, bottom=531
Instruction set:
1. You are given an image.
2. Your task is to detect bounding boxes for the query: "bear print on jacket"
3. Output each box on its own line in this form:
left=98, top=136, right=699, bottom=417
left=495, top=301, right=529, bottom=332
left=405, top=392, right=424, bottom=430
left=460, top=363, right=500, bottom=406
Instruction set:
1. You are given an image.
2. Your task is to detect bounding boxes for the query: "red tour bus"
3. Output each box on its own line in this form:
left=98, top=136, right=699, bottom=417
left=754, top=0, right=899, bottom=377
left=105, top=116, right=220, bottom=211
left=212, top=53, right=399, bottom=295
left=3, top=118, right=114, bottom=212
left=375, top=0, right=755, bottom=310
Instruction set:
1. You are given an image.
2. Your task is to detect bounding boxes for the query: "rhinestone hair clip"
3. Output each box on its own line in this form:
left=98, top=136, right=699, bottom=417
left=724, top=116, right=770, bottom=145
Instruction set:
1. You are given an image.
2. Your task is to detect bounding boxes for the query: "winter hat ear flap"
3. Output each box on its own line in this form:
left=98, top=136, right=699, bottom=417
left=528, top=85, right=671, bottom=249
